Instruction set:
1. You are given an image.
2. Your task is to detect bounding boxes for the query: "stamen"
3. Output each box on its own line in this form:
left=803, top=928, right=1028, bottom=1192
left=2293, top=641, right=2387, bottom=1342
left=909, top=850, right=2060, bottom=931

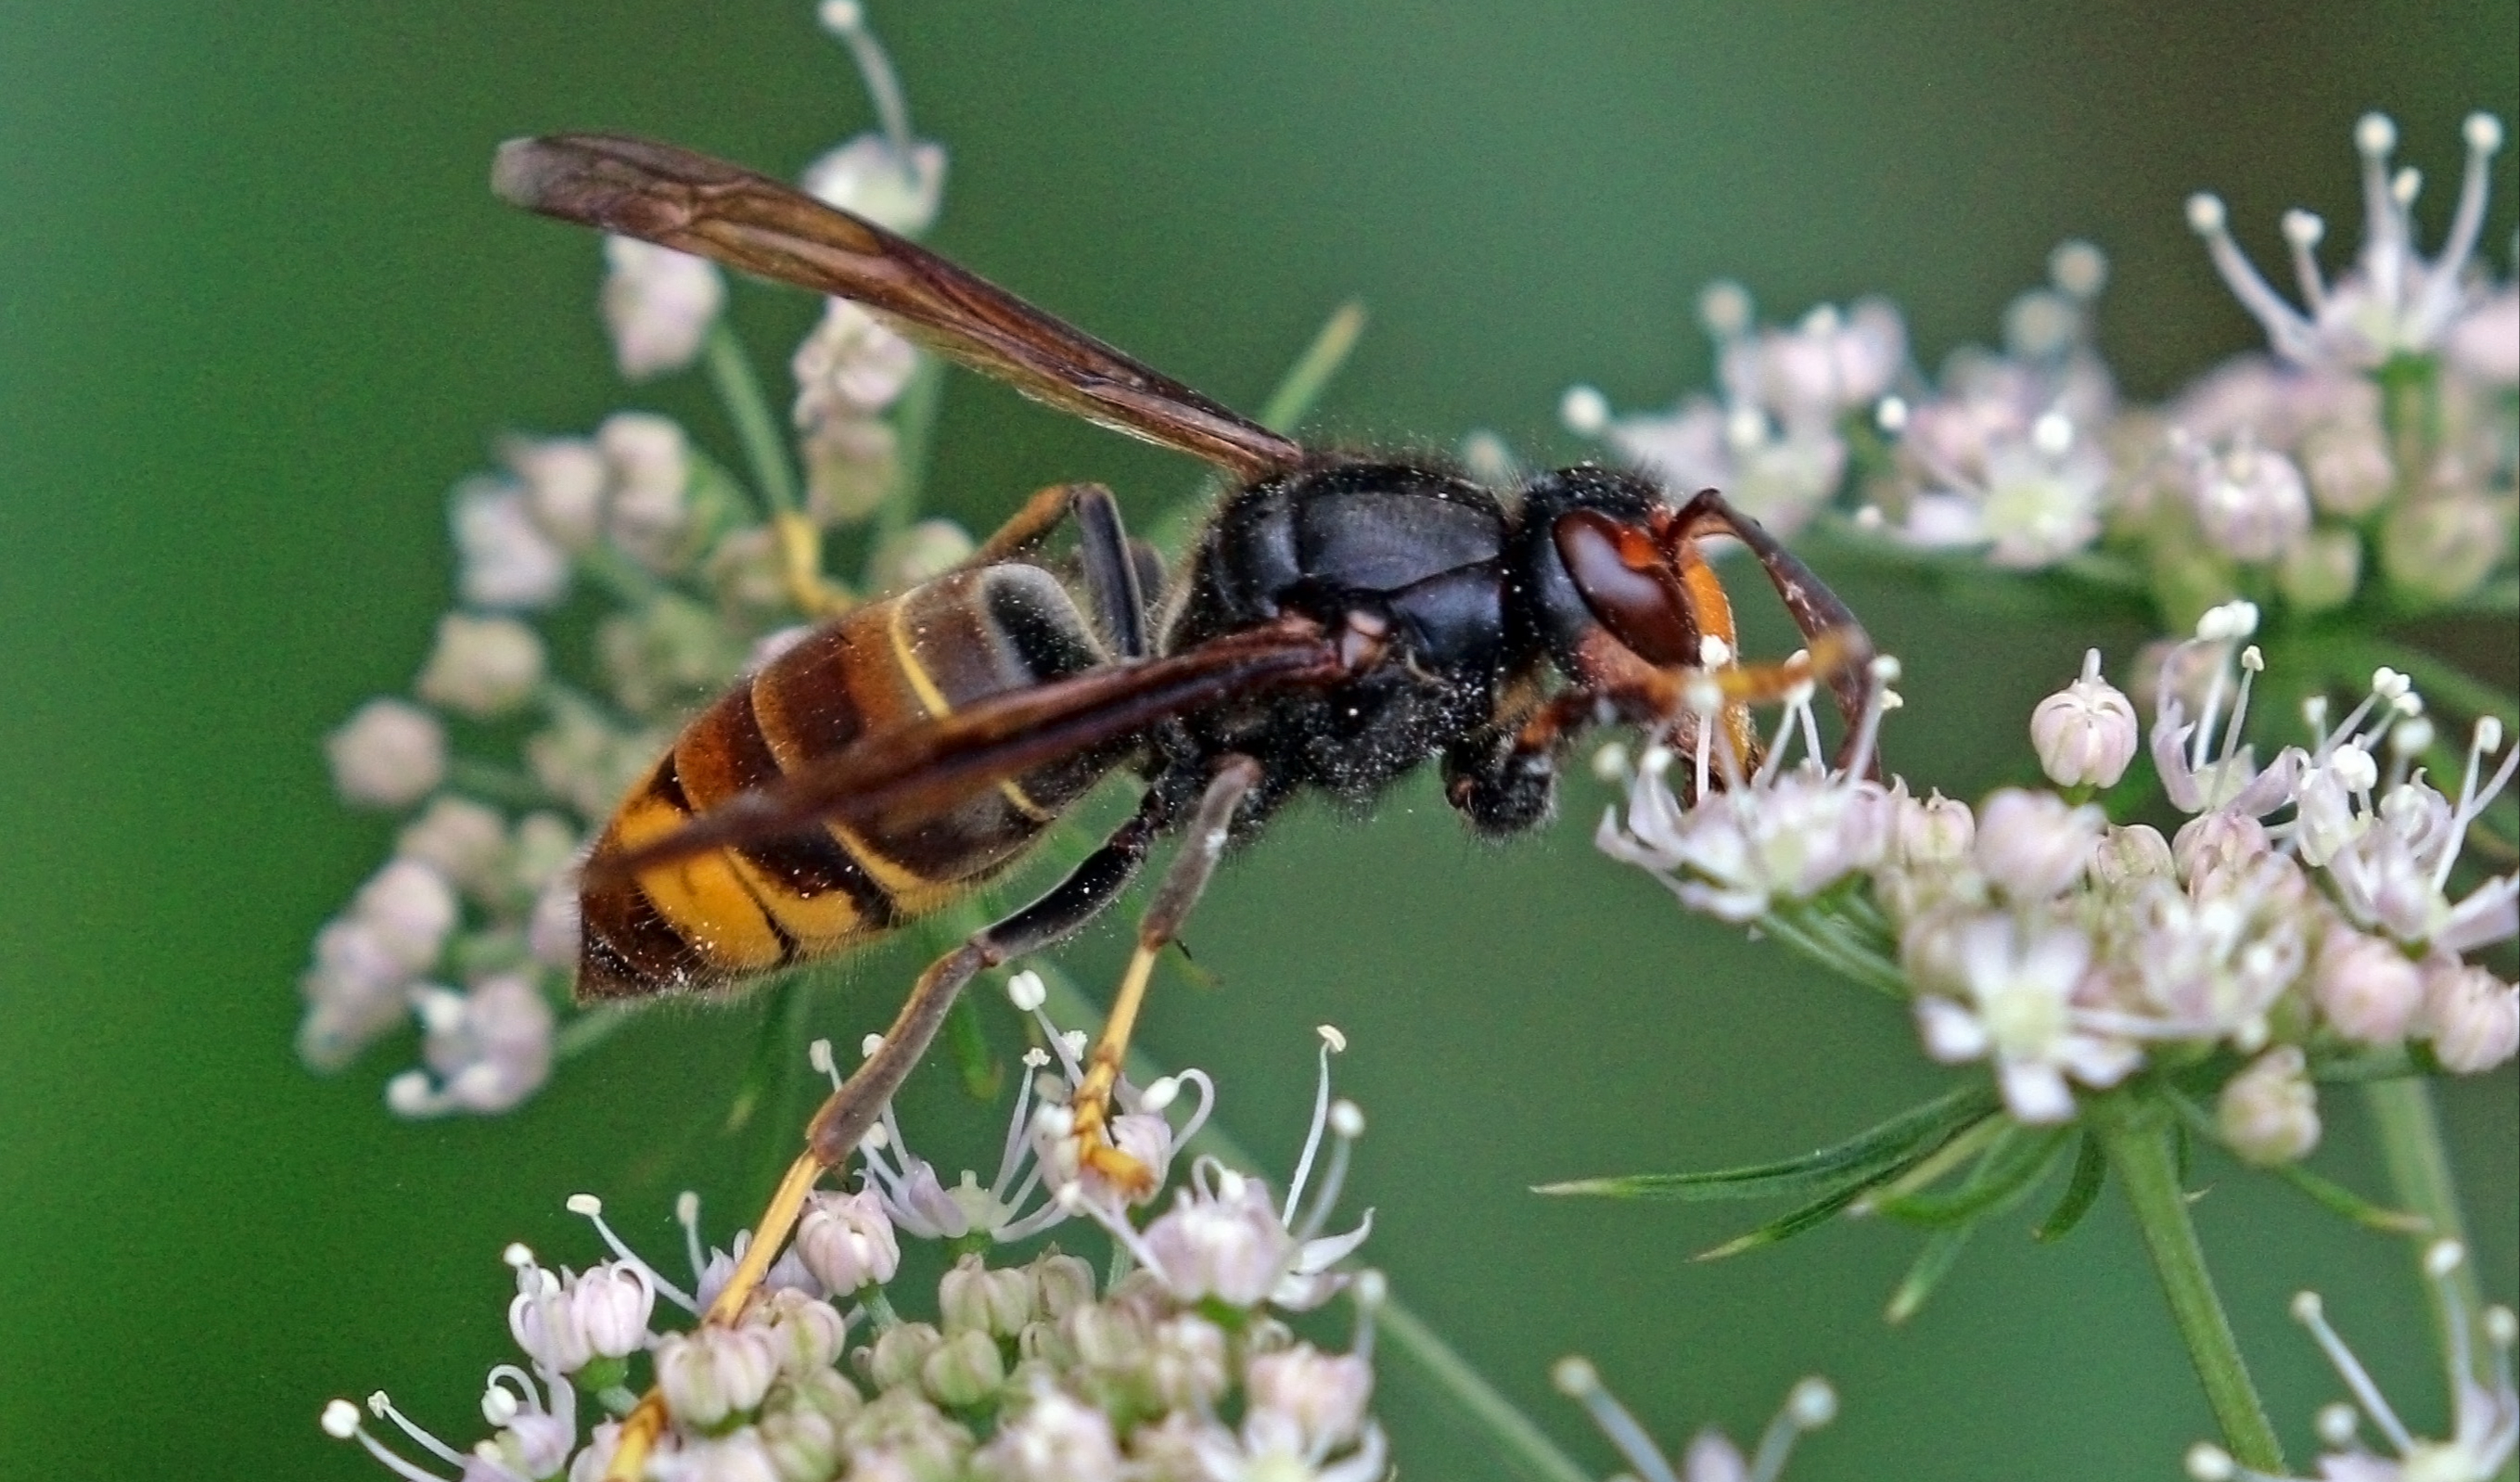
left=2032, top=411, right=2074, bottom=457
left=2357, top=115, right=2409, bottom=311
left=368, top=1390, right=472, bottom=1468
left=1006, top=969, right=1047, bottom=1012
left=2437, top=721, right=2518, bottom=893
left=566, top=1193, right=697, bottom=1313
left=675, top=1192, right=707, bottom=1292
left=2425, top=1241, right=2475, bottom=1399
left=990, top=1050, right=1047, bottom=1200
left=807, top=1038, right=841, bottom=1092
left=1551, top=1357, right=1681, bottom=1482
left=1698, top=280, right=1753, bottom=340
left=1874, top=395, right=1909, bottom=433
left=1560, top=385, right=1611, bottom=436
left=324, top=1399, right=363, bottom=1439
left=860, top=1032, right=885, bottom=1059
left=1293, top=1102, right=1361, bottom=1245
left=1746, top=1377, right=1836, bottom=1482
left=2216, top=645, right=2263, bottom=763
left=817, top=1, right=916, bottom=169
left=2292, top=1289, right=2417, bottom=1453
left=1350, top=1268, right=1386, bottom=1364
left=2186, top=193, right=2318, bottom=361
left=2315, top=1401, right=2360, bottom=1448
left=326, top=1402, right=455, bottom=1482
left=1283, top=1032, right=1341, bottom=1224
left=2282, top=210, right=2331, bottom=311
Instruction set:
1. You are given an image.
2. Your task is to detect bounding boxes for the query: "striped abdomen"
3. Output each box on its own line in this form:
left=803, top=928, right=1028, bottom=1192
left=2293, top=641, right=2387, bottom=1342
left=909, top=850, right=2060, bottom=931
left=576, top=564, right=1119, bottom=1002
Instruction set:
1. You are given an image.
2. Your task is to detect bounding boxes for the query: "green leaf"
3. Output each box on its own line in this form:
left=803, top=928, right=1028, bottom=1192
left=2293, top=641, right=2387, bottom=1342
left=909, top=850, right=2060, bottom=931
left=1691, top=1174, right=1887, bottom=1261
left=1873, top=1126, right=2072, bottom=1228
left=1885, top=1224, right=1975, bottom=1323
left=2032, top=1133, right=2107, bottom=1244
left=1534, top=1083, right=1996, bottom=1203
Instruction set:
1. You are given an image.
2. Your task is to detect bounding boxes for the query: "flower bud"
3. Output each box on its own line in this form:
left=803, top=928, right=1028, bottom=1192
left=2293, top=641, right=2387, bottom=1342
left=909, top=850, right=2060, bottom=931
left=1895, top=789, right=1976, bottom=866
left=748, top=1288, right=849, bottom=1377
left=756, top=1400, right=838, bottom=1482
left=598, top=412, right=695, bottom=572
left=1974, top=788, right=2104, bottom=901
left=326, top=697, right=447, bottom=810
left=1059, top=1300, right=1149, bottom=1372
left=2030, top=650, right=2139, bottom=788
left=600, top=236, right=723, bottom=380
left=2172, top=811, right=2272, bottom=896
left=508, top=1270, right=593, bottom=1374
left=2276, top=527, right=2361, bottom=615
left=665, top=1429, right=780, bottom=1482
left=569, top=1263, right=657, bottom=1360
left=351, top=858, right=458, bottom=973
left=938, top=1254, right=1033, bottom=1338
left=974, top=1384, right=1121, bottom=1482
left=1028, top=1249, right=1096, bottom=1322
left=800, top=416, right=901, bottom=525
left=503, top=435, right=608, bottom=550
left=1146, top=1314, right=1232, bottom=1412
left=394, top=796, right=508, bottom=902
left=866, top=518, right=978, bottom=594
left=2089, top=824, right=2175, bottom=892
left=920, top=1327, right=1005, bottom=1408
left=2423, top=961, right=2519, bottom=1073
left=783, top=1367, right=863, bottom=1431
left=2298, top=419, right=2393, bottom=517
left=793, top=300, right=917, bottom=424
left=864, top=1322, right=943, bottom=1394
left=654, top=1324, right=781, bottom=1427
left=2218, top=1046, right=2320, bottom=1165
left=2447, top=288, right=2519, bottom=385
left=1246, top=1344, right=1374, bottom=1454
left=452, top=480, right=569, bottom=611
left=795, top=1189, right=900, bottom=1293
left=416, top=613, right=546, bottom=720
left=2381, top=494, right=2509, bottom=608
left=2310, top=927, right=2424, bottom=1044
left=2190, top=441, right=2310, bottom=562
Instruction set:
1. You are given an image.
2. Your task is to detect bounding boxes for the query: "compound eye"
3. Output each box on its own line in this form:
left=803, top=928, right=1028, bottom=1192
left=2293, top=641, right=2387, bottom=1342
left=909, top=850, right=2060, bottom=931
left=1554, top=509, right=1697, bottom=667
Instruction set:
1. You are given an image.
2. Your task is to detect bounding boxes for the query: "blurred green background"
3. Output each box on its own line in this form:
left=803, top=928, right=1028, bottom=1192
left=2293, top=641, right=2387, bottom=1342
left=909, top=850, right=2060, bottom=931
left=2, top=3, right=2514, bottom=1478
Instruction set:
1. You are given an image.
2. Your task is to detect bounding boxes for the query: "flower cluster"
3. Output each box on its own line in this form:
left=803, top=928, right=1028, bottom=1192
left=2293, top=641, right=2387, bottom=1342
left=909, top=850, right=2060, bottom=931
left=1603, top=601, right=2517, bottom=1148
left=325, top=1016, right=1384, bottom=1482
left=1566, top=113, right=2515, bottom=628
left=2186, top=1240, right=2514, bottom=1482
left=298, top=3, right=966, bottom=1117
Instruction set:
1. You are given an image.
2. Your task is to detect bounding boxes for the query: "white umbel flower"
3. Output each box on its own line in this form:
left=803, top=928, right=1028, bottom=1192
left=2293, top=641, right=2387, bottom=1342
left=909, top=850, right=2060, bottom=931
left=2030, top=649, right=2140, bottom=789
left=1913, top=913, right=2139, bottom=1123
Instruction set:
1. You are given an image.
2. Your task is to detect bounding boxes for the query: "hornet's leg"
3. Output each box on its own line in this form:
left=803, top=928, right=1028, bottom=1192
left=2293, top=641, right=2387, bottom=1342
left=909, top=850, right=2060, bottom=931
left=602, top=787, right=1170, bottom=1482
left=1666, top=488, right=1879, bottom=772
left=1062, top=755, right=1262, bottom=1196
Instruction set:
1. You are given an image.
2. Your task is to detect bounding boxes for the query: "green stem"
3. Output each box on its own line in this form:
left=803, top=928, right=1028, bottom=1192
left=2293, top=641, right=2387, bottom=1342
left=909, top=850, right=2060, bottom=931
left=1760, top=902, right=1909, bottom=999
left=1033, top=965, right=1592, bottom=1482
left=1377, top=1301, right=1593, bottom=1482
left=2361, top=1077, right=2488, bottom=1378
left=2089, top=1092, right=2284, bottom=1474
left=1258, top=300, right=1367, bottom=434
left=703, top=321, right=803, bottom=519
left=870, top=355, right=946, bottom=553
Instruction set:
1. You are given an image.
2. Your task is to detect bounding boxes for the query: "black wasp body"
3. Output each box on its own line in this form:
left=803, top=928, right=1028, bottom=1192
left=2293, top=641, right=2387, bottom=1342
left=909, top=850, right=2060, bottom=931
left=497, top=132, right=1873, bottom=1177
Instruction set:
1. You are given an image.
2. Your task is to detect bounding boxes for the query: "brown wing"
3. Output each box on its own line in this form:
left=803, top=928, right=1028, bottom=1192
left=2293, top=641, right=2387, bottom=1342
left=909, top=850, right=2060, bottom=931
left=586, top=620, right=1343, bottom=884
left=492, top=133, right=1306, bottom=482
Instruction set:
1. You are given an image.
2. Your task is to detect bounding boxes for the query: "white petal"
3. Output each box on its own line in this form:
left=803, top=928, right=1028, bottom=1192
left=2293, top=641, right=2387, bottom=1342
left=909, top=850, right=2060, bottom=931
left=1999, top=1058, right=2078, bottom=1123
left=1915, top=997, right=1990, bottom=1062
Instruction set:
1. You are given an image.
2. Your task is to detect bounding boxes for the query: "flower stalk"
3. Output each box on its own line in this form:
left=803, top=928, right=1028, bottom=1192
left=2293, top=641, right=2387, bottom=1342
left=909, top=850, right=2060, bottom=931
left=2090, top=1089, right=2286, bottom=1474
left=2362, top=1076, right=2489, bottom=1376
